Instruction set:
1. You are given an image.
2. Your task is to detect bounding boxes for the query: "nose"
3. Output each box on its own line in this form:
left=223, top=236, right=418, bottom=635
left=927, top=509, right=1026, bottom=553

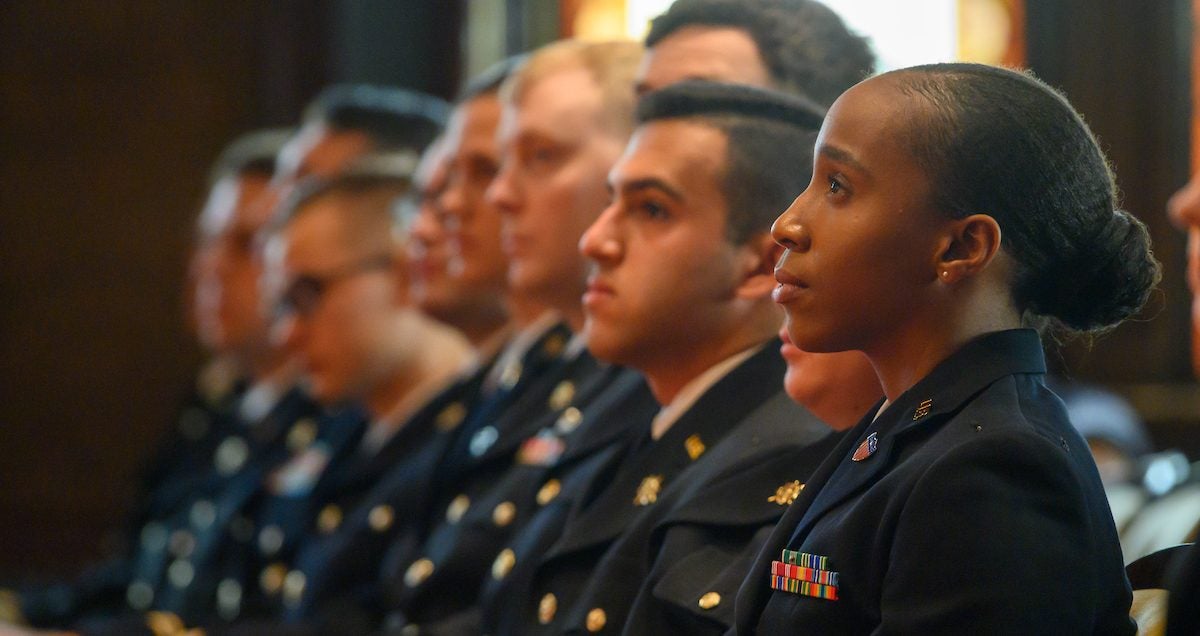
left=486, top=158, right=520, bottom=217
left=579, top=202, right=621, bottom=264
left=771, top=196, right=811, bottom=252
left=409, top=202, right=444, bottom=250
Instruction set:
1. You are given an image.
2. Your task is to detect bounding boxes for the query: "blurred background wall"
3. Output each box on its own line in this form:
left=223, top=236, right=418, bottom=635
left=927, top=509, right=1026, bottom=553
left=0, top=0, right=1194, bottom=579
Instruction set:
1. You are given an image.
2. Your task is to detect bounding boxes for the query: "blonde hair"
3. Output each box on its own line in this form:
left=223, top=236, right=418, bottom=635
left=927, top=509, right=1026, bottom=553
left=501, top=39, right=644, bottom=137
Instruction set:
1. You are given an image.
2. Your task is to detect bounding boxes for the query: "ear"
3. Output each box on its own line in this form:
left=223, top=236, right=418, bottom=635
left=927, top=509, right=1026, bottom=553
left=935, top=213, right=1002, bottom=284
left=734, top=232, right=784, bottom=300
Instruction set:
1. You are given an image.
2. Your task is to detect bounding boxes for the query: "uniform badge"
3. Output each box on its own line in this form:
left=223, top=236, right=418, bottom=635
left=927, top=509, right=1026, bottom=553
left=851, top=432, right=878, bottom=462
left=684, top=434, right=706, bottom=460
left=543, top=333, right=566, bottom=357
left=913, top=398, right=933, bottom=420
left=267, top=444, right=331, bottom=496
left=633, top=474, right=663, bottom=506
left=498, top=361, right=523, bottom=391
left=554, top=407, right=583, bottom=434
left=214, top=436, right=250, bottom=476
left=470, top=425, right=499, bottom=457
left=517, top=430, right=566, bottom=466
left=285, top=418, right=318, bottom=452
left=768, top=480, right=804, bottom=505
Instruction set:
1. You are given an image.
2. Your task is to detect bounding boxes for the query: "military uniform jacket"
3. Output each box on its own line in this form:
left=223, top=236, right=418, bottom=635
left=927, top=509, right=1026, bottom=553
left=737, top=329, right=1136, bottom=635
left=382, top=350, right=648, bottom=630
left=513, top=343, right=837, bottom=635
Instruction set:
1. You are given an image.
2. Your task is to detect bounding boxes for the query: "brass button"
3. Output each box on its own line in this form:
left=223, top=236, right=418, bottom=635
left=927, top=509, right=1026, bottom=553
left=216, top=578, right=243, bottom=620
left=491, top=548, right=516, bottom=580
left=698, top=591, right=721, bottom=609
left=167, top=559, right=195, bottom=589
left=684, top=434, right=706, bottom=460
left=555, top=407, right=583, bottom=434
left=190, top=499, right=216, bottom=529
left=537, top=479, right=562, bottom=506
left=538, top=593, right=557, bottom=624
left=317, top=504, right=343, bottom=534
left=492, top=501, right=516, bottom=527
left=548, top=381, right=575, bottom=411
left=369, top=504, right=395, bottom=532
left=768, top=480, right=804, bottom=506
left=586, top=607, right=607, bottom=632
left=445, top=494, right=470, bottom=524
left=215, top=436, right=249, bottom=475
left=436, top=402, right=467, bottom=432
left=286, top=418, right=318, bottom=452
left=282, top=570, right=306, bottom=607
left=126, top=581, right=154, bottom=610
left=498, top=361, right=522, bottom=390
left=258, top=524, right=285, bottom=556
left=260, top=562, right=287, bottom=595
left=405, top=558, right=434, bottom=587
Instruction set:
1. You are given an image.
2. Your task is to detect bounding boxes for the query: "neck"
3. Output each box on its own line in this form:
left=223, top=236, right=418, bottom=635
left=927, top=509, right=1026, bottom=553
left=867, top=302, right=1020, bottom=402
left=507, top=294, right=557, bottom=330
left=364, top=316, right=471, bottom=430
left=452, top=307, right=511, bottom=350
left=644, top=328, right=770, bottom=406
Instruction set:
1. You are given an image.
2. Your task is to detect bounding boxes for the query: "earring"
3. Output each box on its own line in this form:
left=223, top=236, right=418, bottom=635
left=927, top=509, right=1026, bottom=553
left=940, top=270, right=949, bottom=279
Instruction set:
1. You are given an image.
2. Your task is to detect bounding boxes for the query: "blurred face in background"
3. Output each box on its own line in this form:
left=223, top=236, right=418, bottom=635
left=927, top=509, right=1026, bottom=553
left=405, top=139, right=458, bottom=320
left=266, top=198, right=407, bottom=404
left=488, top=66, right=627, bottom=318
left=439, top=92, right=509, bottom=307
left=191, top=172, right=274, bottom=359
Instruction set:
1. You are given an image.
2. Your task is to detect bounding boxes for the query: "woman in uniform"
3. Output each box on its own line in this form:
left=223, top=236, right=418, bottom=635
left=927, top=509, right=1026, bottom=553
left=737, top=63, right=1159, bottom=634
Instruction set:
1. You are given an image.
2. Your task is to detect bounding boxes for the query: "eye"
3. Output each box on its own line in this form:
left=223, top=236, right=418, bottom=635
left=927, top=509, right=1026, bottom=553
left=827, top=174, right=850, bottom=199
left=640, top=200, right=669, bottom=220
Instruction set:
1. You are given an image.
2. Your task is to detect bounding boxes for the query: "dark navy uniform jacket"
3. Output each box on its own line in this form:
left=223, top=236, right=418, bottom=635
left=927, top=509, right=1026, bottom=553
left=737, top=329, right=1136, bottom=635
left=380, top=348, right=653, bottom=632
left=504, top=342, right=838, bottom=635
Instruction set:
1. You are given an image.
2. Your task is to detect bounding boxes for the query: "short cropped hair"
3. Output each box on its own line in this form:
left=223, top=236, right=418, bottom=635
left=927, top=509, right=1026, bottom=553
left=208, top=127, right=293, bottom=186
left=457, top=55, right=527, bottom=103
left=271, top=166, right=413, bottom=255
left=302, top=84, right=450, bottom=153
left=637, top=80, right=825, bottom=242
left=502, top=40, right=644, bottom=138
left=645, top=0, right=874, bottom=106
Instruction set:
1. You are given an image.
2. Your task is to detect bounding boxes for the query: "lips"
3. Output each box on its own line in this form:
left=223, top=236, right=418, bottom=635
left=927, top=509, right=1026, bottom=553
left=582, top=276, right=615, bottom=308
left=772, top=267, right=808, bottom=304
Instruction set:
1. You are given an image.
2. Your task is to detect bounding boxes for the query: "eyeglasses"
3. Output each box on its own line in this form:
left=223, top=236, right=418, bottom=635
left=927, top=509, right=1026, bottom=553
left=276, top=254, right=393, bottom=317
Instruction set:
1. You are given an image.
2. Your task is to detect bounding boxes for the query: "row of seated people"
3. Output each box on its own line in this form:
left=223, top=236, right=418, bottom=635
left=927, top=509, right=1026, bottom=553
left=0, top=0, right=1192, bottom=633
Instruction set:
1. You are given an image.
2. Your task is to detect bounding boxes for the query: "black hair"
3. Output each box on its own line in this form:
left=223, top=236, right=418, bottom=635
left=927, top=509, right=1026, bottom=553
left=208, top=128, right=293, bottom=186
left=644, top=0, right=874, bottom=107
left=302, top=84, right=450, bottom=153
left=886, top=63, right=1161, bottom=334
left=637, top=79, right=825, bottom=242
left=457, top=54, right=527, bottom=103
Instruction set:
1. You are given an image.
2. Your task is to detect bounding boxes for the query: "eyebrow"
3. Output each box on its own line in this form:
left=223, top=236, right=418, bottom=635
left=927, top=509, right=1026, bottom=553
left=618, top=177, right=685, bottom=203
left=818, top=145, right=870, bottom=177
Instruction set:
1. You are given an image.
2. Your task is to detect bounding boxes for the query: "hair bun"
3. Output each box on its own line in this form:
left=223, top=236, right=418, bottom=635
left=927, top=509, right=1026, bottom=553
left=1026, top=208, right=1161, bottom=332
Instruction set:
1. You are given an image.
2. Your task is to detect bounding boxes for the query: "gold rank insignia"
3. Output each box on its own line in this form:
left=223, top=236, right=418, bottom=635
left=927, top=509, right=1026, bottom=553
left=317, top=504, right=342, bottom=534
left=768, top=480, right=804, bottom=506
left=537, top=479, right=562, bottom=505
left=436, top=402, right=467, bottom=432
left=146, top=610, right=204, bottom=636
left=543, top=333, right=566, bottom=357
left=538, top=593, right=558, bottom=624
left=286, top=418, right=318, bottom=452
left=369, top=504, right=395, bottom=532
left=913, top=398, right=933, bottom=420
left=633, top=475, right=663, bottom=506
left=548, top=380, right=575, bottom=411
left=684, top=434, right=706, bottom=460
left=492, top=548, right=516, bottom=580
